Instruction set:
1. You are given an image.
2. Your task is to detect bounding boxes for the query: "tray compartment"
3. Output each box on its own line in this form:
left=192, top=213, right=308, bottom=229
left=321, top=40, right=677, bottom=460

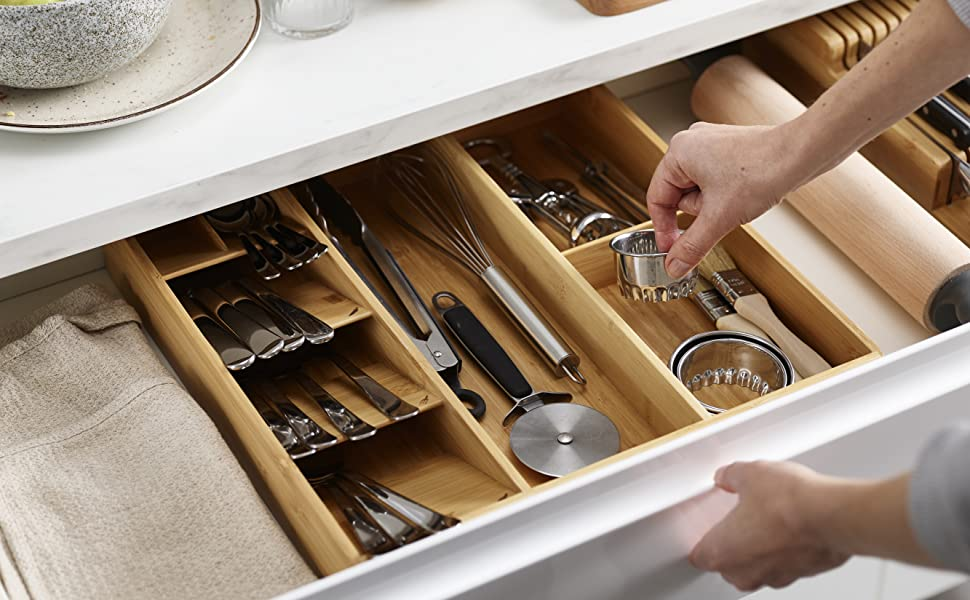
left=321, top=138, right=707, bottom=486
left=455, top=86, right=663, bottom=251
left=565, top=216, right=879, bottom=411
left=105, top=191, right=528, bottom=576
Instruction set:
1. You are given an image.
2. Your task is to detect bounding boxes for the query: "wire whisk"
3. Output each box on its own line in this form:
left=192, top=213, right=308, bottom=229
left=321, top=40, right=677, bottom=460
left=381, top=145, right=586, bottom=385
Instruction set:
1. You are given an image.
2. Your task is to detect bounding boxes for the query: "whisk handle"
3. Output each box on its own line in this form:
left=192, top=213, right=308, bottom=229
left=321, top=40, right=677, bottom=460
left=480, top=266, right=585, bottom=384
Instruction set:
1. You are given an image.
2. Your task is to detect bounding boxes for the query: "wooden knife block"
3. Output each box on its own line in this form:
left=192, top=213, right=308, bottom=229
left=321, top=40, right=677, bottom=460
left=742, top=0, right=970, bottom=240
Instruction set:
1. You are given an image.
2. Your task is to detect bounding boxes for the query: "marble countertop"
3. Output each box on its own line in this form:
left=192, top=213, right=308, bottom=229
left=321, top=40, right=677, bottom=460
left=0, top=0, right=846, bottom=279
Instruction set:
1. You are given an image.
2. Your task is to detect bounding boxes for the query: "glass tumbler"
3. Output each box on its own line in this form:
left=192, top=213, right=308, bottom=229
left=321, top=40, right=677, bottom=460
left=263, top=0, right=353, bottom=39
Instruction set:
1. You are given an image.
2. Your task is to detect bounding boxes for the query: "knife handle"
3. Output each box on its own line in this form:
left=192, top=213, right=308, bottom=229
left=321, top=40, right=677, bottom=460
left=919, top=96, right=970, bottom=151
left=733, top=294, right=831, bottom=378
left=950, top=77, right=970, bottom=104
left=433, top=292, right=533, bottom=400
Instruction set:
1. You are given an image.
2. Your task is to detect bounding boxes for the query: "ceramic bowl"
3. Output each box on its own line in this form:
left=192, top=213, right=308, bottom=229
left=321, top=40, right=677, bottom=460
left=0, top=0, right=173, bottom=89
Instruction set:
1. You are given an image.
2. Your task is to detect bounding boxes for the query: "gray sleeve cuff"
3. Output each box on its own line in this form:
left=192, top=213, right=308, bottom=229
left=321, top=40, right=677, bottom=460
left=909, top=423, right=970, bottom=572
left=949, top=0, right=970, bottom=29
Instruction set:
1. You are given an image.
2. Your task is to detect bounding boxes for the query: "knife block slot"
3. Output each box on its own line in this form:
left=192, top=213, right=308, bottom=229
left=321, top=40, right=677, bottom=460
left=232, top=318, right=445, bottom=447
left=454, top=87, right=662, bottom=251
left=564, top=213, right=877, bottom=413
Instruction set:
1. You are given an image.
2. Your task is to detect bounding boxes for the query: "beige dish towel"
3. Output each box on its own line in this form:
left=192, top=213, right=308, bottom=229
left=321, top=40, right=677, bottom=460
left=0, top=285, right=315, bottom=599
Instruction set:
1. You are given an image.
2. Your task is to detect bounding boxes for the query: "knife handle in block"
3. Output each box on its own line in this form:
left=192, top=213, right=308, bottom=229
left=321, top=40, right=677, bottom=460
left=734, top=294, right=831, bottom=377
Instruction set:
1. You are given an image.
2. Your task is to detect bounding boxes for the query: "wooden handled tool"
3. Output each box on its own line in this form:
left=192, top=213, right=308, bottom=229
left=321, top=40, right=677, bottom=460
left=699, top=246, right=830, bottom=378
left=692, top=276, right=772, bottom=340
left=691, top=55, right=970, bottom=331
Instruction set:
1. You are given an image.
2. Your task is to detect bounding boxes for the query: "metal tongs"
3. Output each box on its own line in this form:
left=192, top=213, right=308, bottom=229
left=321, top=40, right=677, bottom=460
left=296, top=179, right=487, bottom=420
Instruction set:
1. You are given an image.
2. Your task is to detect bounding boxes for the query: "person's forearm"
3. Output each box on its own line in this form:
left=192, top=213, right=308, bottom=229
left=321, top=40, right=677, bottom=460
left=803, top=473, right=939, bottom=567
left=783, top=0, right=970, bottom=187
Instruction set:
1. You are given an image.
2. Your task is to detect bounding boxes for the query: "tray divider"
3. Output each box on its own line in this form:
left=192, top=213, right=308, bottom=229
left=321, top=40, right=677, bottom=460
left=104, top=237, right=365, bottom=575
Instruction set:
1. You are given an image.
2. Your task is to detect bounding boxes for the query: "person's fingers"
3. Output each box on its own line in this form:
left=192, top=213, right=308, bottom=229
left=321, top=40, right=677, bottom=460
left=665, top=210, right=729, bottom=279
left=647, top=149, right=697, bottom=252
left=714, top=461, right=751, bottom=494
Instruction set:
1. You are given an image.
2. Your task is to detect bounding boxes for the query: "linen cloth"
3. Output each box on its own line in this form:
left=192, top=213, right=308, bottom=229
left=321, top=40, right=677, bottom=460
left=0, top=285, right=315, bottom=599
left=949, top=0, right=970, bottom=28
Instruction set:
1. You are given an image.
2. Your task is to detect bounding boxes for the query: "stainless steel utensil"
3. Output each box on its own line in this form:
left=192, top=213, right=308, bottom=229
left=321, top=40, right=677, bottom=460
left=330, top=476, right=426, bottom=547
left=293, top=371, right=377, bottom=440
left=669, top=331, right=795, bottom=414
left=541, top=130, right=650, bottom=223
left=311, top=475, right=396, bottom=555
left=341, top=472, right=459, bottom=533
left=433, top=292, right=618, bottom=477
left=237, top=278, right=335, bottom=344
left=246, top=389, right=303, bottom=456
left=255, top=195, right=328, bottom=263
left=191, top=287, right=285, bottom=359
left=610, top=229, right=697, bottom=302
left=327, top=352, right=420, bottom=421
left=383, top=148, right=587, bottom=385
left=178, top=295, right=255, bottom=371
left=305, top=177, right=487, bottom=419
left=215, top=281, right=304, bottom=352
left=463, top=137, right=630, bottom=246
left=260, top=379, right=338, bottom=451
left=205, top=202, right=282, bottom=280
left=209, top=201, right=303, bottom=272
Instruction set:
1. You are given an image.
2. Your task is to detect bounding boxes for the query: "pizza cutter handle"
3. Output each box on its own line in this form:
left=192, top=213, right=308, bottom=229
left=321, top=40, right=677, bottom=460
left=433, top=292, right=534, bottom=401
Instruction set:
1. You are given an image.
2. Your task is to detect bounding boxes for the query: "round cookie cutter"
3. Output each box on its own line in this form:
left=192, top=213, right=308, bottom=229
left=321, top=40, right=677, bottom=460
left=669, top=331, right=795, bottom=414
left=610, top=229, right=697, bottom=302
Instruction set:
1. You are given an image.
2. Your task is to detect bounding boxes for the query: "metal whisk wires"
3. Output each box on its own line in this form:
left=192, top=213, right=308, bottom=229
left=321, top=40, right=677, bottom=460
left=381, top=151, right=493, bottom=276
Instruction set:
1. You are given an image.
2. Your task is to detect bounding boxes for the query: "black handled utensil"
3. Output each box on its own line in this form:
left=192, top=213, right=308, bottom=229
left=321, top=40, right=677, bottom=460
left=919, top=95, right=970, bottom=151
left=307, top=178, right=486, bottom=420
left=433, top=292, right=618, bottom=478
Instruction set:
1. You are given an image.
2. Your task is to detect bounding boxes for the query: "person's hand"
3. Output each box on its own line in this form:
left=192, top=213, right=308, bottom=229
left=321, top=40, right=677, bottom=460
left=690, top=460, right=850, bottom=592
left=647, top=123, right=806, bottom=278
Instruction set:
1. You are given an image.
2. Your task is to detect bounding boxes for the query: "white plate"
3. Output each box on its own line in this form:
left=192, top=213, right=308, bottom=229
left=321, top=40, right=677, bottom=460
left=0, top=0, right=259, bottom=133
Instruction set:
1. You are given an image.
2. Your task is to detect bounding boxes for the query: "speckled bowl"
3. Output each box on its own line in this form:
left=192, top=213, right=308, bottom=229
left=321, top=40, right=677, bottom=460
left=0, top=0, right=173, bottom=89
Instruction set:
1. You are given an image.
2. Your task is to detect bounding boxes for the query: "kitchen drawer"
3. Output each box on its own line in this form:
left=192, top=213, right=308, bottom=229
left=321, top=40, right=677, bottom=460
left=102, top=83, right=881, bottom=588
left=743, top=4, right=970, bottom=245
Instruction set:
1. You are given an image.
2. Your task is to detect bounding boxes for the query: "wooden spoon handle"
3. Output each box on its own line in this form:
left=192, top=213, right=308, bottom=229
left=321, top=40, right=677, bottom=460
left=734, top=294, right=832, bottom=377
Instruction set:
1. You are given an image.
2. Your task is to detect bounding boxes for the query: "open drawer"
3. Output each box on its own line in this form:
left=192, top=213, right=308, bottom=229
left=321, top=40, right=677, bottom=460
left=103, top=84, right=879, bottom=584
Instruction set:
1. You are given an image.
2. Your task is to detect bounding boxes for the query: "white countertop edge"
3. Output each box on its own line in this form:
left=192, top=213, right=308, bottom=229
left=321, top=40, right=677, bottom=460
left=0, top=0, right=849, bottom=280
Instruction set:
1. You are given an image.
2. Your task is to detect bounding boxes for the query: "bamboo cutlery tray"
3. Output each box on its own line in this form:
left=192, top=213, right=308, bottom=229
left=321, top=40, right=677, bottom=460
left=743, top=0, right=970, bottom=243
left=104, top=85, right=879, bottom=578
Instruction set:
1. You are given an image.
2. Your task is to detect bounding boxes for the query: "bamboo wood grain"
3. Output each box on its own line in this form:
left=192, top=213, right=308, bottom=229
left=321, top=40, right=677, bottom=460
left=692, top=56, right=970, bottom=329
left=104, top=239, right=363, bottom=575
left=574, top=0, right=664, bottom=16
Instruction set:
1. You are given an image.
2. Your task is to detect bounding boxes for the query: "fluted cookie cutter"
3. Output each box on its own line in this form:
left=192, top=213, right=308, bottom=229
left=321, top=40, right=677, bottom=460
left=610, top=229, right=697, bottom=302
left=669, top=331, right=795, bottom=414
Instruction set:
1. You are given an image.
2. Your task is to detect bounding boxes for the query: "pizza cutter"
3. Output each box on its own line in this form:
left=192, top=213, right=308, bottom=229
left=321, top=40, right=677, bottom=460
left=433, top=292, right=619, bottom=477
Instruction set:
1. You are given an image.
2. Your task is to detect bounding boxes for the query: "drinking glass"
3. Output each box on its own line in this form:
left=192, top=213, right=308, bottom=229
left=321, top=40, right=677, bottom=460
left=263, top=0, right=353, bottom=39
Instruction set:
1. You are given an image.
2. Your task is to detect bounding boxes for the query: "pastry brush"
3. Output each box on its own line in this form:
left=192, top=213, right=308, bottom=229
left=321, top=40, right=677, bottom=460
left=699, top=245, right=831, bottom=377
left=692, top=276, right=772, bottom=341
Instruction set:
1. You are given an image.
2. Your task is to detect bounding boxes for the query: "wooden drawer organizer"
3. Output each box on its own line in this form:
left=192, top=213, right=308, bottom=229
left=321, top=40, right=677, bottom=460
left=743, top=1, right=970, bottom=243
left=104, top=85, right=879, bottom=579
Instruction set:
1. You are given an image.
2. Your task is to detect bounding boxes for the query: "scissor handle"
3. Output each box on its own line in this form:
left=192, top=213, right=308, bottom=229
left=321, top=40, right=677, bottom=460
left=454, top=387, right=486, bottom=421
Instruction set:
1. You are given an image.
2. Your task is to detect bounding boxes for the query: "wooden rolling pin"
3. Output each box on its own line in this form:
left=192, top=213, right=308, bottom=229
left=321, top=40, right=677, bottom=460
left=691, top=55, right=970, bottom=331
